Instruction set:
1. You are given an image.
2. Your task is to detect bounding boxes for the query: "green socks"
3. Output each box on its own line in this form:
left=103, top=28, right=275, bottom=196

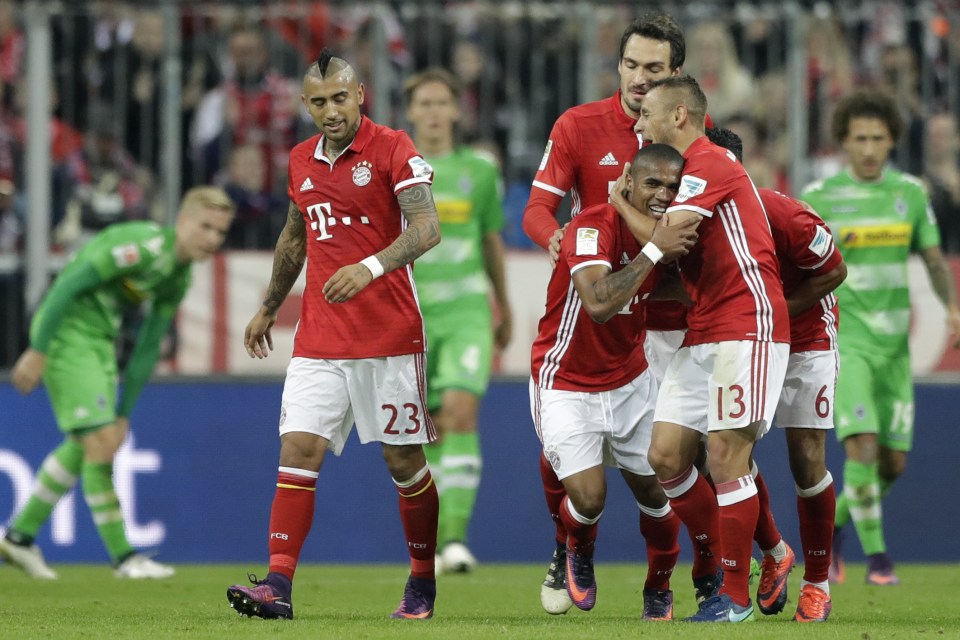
left=435, top=432, right=482, bottom=546
left=840, top=459, right=886, bottom=555
left=10, top=439, right=84, bottom=540
left=82, top=462, right=133, bottom=563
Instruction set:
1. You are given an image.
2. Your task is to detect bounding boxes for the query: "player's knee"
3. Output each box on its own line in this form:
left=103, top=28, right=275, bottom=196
left=648, top=445, right=683, bottom=480
left=382, top=444, right=427, bottom=481
left=879, top=452, right=906, bottom=482
left=568, top=490, right=605, bottom=520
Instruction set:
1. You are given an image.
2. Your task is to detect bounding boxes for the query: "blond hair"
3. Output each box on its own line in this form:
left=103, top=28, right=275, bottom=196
left=179, top=186, right=236, bottom=217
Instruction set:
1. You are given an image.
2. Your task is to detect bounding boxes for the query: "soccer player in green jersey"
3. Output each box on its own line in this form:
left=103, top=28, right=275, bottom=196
left=404, top=68, right=512, bottom=573
left=801, top=89, right=960, bottom=586
left=1, top=186, right=234, bottom=579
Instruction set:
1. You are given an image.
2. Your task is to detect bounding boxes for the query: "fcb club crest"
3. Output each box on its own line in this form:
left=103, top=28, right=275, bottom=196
left=352, top=160, right=373, bottom=186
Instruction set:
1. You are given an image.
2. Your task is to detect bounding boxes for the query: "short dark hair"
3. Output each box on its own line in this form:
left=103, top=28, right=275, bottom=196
left=619, top=12, right=686, bottom=70
left=832, top=88, right=904, bottom=143
left=403, top=67, right=461, bottom=105
left=631, top=143, right=684, bottom=173
left=647, top=75, right=708, bottom=125
left=705, top=127, right=744, bottom=162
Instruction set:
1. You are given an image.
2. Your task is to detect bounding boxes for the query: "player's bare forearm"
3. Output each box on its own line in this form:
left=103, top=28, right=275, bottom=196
left=921, top=245, right=960, bottom=347
left=376, top=184, right=440, bottom=272
left=262, top=202, right=306, bottom=315
left=576, top=259, right=655, bottom=324
left=786, top=262, right=847, bottom=317
left=921, top=246, right=959, bottom=309
left=483, top=232, right=513, bottom=348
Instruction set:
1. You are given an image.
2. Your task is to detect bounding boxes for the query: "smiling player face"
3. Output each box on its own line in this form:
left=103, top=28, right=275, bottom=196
left=618, top=34, right=678, bottom=118
left=627, top=158, right=682, bottom=220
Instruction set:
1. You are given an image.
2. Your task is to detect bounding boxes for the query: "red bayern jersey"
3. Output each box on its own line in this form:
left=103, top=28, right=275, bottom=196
left=760, top=188, right=842, bottom=352
left=531, top=203, right=656, bottom=391
left=667, top=136, right=789, bottom=345
left=286, top=117, right=434, bottom=359
left=532, top=93, right=642, bottom=221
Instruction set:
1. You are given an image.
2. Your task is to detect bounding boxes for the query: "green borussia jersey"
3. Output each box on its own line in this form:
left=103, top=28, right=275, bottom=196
left=801, top=168, right=940, bottom=357
left=31, top=222, right=191, bottom=349
left=414, top=147, right=505, bottom=322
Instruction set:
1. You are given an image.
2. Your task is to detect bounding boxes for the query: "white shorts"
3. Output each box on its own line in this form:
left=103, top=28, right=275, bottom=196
left=643, top=329, right=686, bottom=385
left=773, top=349, right=837, bottom=430
left=530, top=369, right=658, bottom=480
left=279, top=354, right=436, bottom=455
left=654, top=340, right=788, bottom=438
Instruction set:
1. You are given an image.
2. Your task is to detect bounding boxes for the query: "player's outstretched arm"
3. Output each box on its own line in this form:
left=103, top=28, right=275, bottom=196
left=322, top=183, right=440, bottom=304
left=483, top=231, right=513, bottom=349
left=786, top=262, right=847, bottom=317
left=246, top=202, right=306, bottom=358
left=920, top=244, right=960, bottom=348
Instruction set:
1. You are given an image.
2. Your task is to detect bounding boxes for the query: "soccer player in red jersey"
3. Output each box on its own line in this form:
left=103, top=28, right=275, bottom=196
left=704, top=127, right=846, bottom=622
left=225, top=50, right=441, bottom=621
left=531, top=144, right=697, bottom=617
left=635, top=76, right=790, bottom=623
left=521, top=13, right=724, bottom=615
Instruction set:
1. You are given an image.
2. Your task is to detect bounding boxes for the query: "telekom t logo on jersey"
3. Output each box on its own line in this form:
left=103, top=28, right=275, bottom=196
left=306, top=203, right=371, bottom=241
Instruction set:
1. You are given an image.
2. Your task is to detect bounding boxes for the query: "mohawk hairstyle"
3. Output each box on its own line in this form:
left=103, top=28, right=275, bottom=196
left=317, top=48, right=333, bottom=76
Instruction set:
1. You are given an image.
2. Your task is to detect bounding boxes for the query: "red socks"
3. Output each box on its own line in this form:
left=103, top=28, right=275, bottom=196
left=639, top=507, right=680, bottom=591
left=539, top=453, right=568, bottom=546
left=559, top=497, right=599, bottom=556
left=753, top=470, right=782, bottom=551
left=268, top=467, right=319, bottom=580
left=395, top=466, right=439, bottom=580
left=797, top=472, right=836, bottom=584
left=715, top=475, right=759, bottom=607
left=661, top=466, right=721, bottom=580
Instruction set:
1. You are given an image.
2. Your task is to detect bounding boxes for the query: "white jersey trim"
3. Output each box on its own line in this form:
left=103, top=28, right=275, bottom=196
left=537, top=281, right=583, bottom=389
left=717, top=199, right=775, bottom=342
left=394, top=176, right=433, bottom=193
left=667, top=204, right=714, bottom=218
left=532, top=180, right=567, bottom=198
left=570, top=260, right=611, bottom=275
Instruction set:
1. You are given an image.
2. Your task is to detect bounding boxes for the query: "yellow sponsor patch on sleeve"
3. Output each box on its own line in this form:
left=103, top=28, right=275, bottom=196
left=838, top=223, right=911, bottom=248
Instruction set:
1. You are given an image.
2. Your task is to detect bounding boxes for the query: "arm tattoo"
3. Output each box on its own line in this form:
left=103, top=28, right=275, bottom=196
left=262, top=203, right=307, bottom=314
left=592, top=259, right=652, bottom=307
left=376, top=184, right=440, bottom=273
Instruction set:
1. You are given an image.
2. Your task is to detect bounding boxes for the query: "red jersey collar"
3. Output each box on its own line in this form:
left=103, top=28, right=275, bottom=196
left=683, top=134, right=712, bottom=158
left=313, top=116, right=373, bottom=161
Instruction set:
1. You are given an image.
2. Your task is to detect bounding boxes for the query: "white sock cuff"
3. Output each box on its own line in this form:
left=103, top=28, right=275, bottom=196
left=393, top=465, right=430, bottom=488
left=716, top=474, right=758, bottom=506
left=661, top=466, right=699, bottom=499
left=638, top=502, right=672, bottom=519
left=796, top=471, right=833, bottom=498
left=278, top=466, right=319, bottom=479
left=565, top=497, right=602, bottom=525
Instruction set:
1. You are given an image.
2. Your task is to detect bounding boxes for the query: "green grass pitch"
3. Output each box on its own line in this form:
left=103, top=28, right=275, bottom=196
left=3, top=563, right=958, bottom=639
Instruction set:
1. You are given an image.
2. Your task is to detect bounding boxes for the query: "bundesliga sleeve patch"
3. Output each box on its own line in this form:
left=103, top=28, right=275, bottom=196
left=408, top=156, right=433, bottom=178
left=111, top=243, right=141, bottom=268
left=576, top=228, right=599, bottom=256
left=808, top=225, right=833, bottom=258
left=539, top=140, right=553, bottom=171
left=676, top=175, right=707, bottom=203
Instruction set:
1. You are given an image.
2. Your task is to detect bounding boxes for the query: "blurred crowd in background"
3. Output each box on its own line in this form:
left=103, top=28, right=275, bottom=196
left=1, top=0, right=959, bottom=256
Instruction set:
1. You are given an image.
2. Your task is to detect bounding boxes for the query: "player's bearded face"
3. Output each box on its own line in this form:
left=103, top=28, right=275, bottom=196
left=618, top=35, right=675, bottom=116
left=302, top=74, right=364, bottom=144
left=634, top=89, right=673, bottom=146
left=842, top=117, right=895, bottom=181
